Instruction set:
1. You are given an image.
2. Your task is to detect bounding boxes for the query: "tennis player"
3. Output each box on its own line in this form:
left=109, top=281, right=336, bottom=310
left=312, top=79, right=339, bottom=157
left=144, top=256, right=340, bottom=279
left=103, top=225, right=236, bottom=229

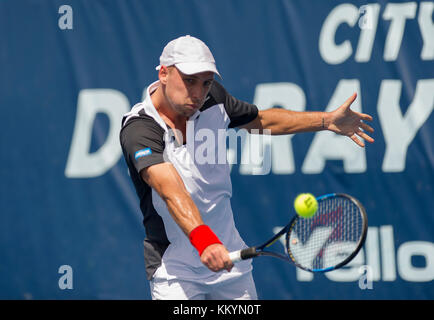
left=119, top=35, right=374, bottom=300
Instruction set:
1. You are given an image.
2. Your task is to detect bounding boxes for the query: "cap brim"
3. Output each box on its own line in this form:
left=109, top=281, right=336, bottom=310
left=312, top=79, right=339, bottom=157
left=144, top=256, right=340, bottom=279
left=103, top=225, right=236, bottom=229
left=175, top=62, right=221, bottom=78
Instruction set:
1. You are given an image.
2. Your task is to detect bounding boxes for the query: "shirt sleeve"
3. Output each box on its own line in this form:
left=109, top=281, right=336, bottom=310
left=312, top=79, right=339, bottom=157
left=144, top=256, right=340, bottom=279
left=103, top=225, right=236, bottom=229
left=208, top=81, right=259, bottom=128
left=119, top=116, right=166, bottom=174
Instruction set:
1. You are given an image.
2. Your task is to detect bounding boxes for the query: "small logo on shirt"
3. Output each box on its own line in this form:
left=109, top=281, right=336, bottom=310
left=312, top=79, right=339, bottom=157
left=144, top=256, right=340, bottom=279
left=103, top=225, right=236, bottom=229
left=135, top=148, right=152, bottom=160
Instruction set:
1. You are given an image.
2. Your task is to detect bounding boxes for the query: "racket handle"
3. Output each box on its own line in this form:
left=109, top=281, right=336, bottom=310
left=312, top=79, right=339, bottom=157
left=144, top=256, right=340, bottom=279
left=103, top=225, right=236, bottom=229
left=229, top=250, right=242, bottom=263
left=229, top=247, right=258, bottom=263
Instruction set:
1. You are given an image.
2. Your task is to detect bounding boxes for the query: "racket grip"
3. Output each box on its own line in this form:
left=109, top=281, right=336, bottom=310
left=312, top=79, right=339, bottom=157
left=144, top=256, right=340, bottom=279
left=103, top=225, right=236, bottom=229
left=229, top=247, right=258, bottom=263
left=229, top=250, right=242, bottom=263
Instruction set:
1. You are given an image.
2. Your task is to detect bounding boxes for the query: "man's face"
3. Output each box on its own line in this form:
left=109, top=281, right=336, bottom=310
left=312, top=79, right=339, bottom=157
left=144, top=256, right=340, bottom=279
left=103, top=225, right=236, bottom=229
left=160, top=66, right=214, bottom=118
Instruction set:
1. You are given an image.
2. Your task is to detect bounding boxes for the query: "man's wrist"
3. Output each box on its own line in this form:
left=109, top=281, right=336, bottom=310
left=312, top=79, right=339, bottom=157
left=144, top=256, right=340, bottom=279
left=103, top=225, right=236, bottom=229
left=189, top=225, right=222, bottom=256
left=322, top=112, right=331, bottom=130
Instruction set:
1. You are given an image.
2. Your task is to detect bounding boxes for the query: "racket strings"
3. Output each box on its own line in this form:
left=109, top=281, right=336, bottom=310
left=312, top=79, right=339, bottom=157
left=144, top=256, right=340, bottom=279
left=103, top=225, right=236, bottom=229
left=287, top=196, right=364, bottom=271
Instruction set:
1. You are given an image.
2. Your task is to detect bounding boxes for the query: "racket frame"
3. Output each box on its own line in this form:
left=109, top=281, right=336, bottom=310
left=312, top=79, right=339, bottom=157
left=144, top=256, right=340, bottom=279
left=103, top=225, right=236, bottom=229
left=229, top=193, right=368, bottom=273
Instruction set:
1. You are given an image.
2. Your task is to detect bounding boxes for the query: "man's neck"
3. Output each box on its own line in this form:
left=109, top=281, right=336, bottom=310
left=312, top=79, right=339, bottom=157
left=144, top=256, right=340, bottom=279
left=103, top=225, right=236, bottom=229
left=151, top=86, right=187, bottom=126
left=151, top=86, right=187, bottom=145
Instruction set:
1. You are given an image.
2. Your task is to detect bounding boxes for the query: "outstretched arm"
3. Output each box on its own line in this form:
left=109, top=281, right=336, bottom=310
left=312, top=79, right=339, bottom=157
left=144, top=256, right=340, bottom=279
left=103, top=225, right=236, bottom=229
left=241, top=93, right=374, bottom=147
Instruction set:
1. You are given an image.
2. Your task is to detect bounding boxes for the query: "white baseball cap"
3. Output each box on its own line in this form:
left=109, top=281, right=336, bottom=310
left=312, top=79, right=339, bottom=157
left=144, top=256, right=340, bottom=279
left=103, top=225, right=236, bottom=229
left=156, top=35, right=221, bottom=78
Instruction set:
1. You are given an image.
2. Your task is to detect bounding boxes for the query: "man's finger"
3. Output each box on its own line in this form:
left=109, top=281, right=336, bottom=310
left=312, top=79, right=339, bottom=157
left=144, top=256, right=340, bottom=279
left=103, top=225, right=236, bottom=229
left=225, top=261, right=234, bottom=272
left=356, top=130, right=374, bottom=143
left=360, top=122, right=374, bottom=133
left=343, top=92, right=357, bottom=109
left=350, top=134, right=365, bottom=147
left=359, top=112, right=373, bottom=121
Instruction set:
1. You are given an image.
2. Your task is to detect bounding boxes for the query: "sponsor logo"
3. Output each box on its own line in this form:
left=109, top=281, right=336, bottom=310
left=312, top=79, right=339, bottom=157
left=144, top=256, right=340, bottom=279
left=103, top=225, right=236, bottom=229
left=135, top=148, right=152, bottom=160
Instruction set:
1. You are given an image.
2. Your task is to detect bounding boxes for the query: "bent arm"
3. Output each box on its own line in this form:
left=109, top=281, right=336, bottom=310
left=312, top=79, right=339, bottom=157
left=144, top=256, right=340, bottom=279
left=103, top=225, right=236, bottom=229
left=141, top=162, right=233, bottom=272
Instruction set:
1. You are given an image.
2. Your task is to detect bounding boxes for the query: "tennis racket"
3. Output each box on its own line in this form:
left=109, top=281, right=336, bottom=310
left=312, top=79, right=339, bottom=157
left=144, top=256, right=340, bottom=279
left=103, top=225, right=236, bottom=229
left=229, top=193, right=368, bottom=272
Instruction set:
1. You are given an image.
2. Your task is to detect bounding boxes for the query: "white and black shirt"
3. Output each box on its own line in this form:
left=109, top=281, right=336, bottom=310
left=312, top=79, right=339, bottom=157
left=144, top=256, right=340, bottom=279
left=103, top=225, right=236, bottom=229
left=120, top=80, right=258, bottom=282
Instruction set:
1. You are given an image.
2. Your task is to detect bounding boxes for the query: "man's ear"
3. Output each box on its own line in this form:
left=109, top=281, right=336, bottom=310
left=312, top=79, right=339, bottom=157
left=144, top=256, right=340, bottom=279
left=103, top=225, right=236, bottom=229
left=159, top=65, right=169, bottom=85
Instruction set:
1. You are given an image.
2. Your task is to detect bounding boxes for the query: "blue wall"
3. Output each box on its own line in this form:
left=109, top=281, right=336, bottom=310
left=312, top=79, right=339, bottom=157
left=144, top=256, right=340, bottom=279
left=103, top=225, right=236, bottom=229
left=0, top=0, right=433, bottom=299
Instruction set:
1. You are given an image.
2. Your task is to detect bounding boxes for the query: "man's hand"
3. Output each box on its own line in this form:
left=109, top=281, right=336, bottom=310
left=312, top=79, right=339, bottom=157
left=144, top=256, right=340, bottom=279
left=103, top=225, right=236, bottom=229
left=326, top=93, right=375, bottom=147
left=200, top=243, right=234, bottom=272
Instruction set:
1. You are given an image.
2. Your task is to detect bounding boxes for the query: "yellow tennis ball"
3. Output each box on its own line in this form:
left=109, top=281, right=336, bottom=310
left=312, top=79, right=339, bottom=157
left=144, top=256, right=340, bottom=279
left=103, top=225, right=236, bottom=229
left=294, top=193, right=318, bottom=218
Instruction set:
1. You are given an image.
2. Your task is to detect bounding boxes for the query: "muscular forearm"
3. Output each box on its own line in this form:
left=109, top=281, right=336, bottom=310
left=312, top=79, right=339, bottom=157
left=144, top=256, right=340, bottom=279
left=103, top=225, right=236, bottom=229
left=141, top=163, right=203, bottom=236
left=244, top=108, right=331, bottom=135
left=163, top=191, right=204, bottom=236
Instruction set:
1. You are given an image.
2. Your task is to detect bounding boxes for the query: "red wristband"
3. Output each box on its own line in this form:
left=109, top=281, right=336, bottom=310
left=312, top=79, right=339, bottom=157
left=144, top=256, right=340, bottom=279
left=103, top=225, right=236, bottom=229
left=189, top=225, right=222, bottom=256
